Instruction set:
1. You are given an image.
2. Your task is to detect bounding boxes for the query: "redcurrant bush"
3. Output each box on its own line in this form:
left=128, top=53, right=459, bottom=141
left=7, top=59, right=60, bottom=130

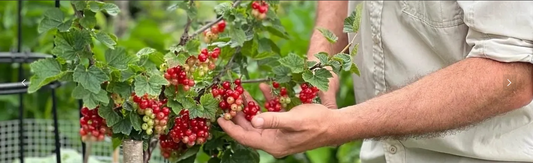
left=30, top=1, right=359, bottom=163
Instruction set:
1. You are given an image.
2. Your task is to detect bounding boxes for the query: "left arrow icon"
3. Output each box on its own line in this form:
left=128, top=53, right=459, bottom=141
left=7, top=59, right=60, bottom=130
left=21, top=79, right=26, bottom=86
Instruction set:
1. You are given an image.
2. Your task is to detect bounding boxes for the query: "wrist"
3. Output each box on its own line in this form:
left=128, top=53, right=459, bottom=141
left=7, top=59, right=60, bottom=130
left=325, top=105, right=363, bottom=145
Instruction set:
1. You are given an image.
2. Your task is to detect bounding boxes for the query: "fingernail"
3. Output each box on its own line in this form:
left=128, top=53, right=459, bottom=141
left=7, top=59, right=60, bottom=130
left=252, top=117, right=264, bottom=128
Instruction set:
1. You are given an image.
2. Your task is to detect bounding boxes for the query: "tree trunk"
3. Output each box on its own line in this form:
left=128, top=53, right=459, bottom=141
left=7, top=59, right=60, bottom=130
left=123, top=139, right=143, bottom=163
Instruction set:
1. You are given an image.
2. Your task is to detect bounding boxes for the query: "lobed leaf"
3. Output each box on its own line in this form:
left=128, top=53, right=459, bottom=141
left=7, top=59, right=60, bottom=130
left=95, top=31, right=117, bottom=49
left=302, top=69, right=331, bottom=92
left=105, top=47, right=138, bottom=70
left=317, top=27, right=338, bottom=44
left=134, top=75, right=168, bottom=97
left=73, top=65, right=110, bottom=94
left=72, top=85, right=109, bottom=109
left=278, top=53, right=305, bottom=73
left=38, top=8, right=64, bottom=33
left=98, top=101, right=121, bottom=127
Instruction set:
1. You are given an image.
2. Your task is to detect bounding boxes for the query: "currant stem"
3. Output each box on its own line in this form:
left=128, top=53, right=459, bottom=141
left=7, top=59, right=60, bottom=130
left=340, top=32, right=358, bottom=54
left=178, top=0, right=195, bottom=46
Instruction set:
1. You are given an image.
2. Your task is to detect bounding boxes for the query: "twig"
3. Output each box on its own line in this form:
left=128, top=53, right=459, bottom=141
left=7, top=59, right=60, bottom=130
left=143, top=138, right=158, bottom=163
left=188, top=0, right=241, bottom=39
left=83, top=142, right=91, bottom=163
left=340, top=33, right=358, bottom=54
left=241, top=78, right=271, bottom=83
left=178, top=0, right=195, bottom=46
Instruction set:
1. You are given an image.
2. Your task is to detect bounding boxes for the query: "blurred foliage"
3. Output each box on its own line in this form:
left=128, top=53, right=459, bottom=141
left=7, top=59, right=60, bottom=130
left=0, top=1, right=361, bottom=163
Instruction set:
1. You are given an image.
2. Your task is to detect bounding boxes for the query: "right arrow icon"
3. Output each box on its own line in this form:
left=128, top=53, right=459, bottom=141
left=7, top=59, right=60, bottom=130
left=507, top=79, right=512, bottom=86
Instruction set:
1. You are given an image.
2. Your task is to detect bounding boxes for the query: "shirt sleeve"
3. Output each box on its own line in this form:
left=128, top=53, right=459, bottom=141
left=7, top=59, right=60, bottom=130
left=458, top=2, right=533, bottom=64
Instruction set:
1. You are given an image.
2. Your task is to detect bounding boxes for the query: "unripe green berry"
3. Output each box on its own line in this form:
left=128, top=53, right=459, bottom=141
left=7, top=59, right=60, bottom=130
left=280, top=98, right=286, bottom=104
left=147, top=120, right=154, bottom=126
left=146, top=128, right=153, bottom=135
left=145, top=109, right=153, bottom=116
left=150, top=114, right=156, bottom=119
left=285, top=97, right=291, bottom=103
left=142, top=123, right=149, bottom=130
left=143, top=115, right=151, bottom=122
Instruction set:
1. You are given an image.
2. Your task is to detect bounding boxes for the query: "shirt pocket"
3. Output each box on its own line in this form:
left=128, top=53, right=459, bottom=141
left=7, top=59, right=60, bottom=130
left=400, top=1, right=464, bottom=28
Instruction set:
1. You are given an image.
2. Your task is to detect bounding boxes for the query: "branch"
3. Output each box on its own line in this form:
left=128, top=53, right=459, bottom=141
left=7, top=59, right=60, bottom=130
left=143, top=138, right=158, bottom=163
left=241, top=78, right=271, bottom=84
left=178, top=0, right=195, bottom=46
left=188, top=0, right=241, bottom=39
left=309, top=63, right=322, bottom=70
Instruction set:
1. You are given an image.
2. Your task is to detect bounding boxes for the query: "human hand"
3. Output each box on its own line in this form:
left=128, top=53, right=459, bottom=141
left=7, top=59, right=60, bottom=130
left=217, top=92, right=335, bottom=158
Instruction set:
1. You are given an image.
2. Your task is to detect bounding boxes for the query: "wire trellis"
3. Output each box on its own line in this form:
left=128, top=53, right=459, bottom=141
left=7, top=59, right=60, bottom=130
left=0, top=1, right=165, bottom=163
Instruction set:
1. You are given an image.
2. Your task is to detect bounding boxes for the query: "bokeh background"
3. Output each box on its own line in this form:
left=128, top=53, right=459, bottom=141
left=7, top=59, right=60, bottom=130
left=0, top=1, right=362, bottom=163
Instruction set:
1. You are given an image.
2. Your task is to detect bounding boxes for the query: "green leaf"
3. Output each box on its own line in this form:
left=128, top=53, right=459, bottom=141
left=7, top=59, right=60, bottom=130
left=317, top=28, right=338, bottom=44
left=73, top=85, right=109, bottom=109
left=102, top=3, right=120, bottom=16
left=228, top=27, right=246, bottom=48
left=221, top=143, right=260, bottom=163
left=30, top=58, right=62, bottom=79
left=272, top=66, right=291, bottom=83
left=109, top=82, right=132, bottom=99
left=168, top=99, right=183, bottom=114
left=129, top=112, right=142, bottom=131
left=111, top=135, right=123, bottom=150
left=134, top=75, right=168, bottom=96
left=343, top=11, right=358, bottom=33
left=95, top=31, right=117, bottom=49
left=98, top=101, right=121, bottom=127
left=73, top=65, right=110, bottom=94
left=136, top=47, right=156, bottom=56
left=112, top=118, right=132, bottom=135
left=51, top=29, right=92, bottom=60
left=80, top=10, right=96, bottom=29
left=189, top=105, right=205, bottom=119
left=214, top=2, right=232, bottom=15
left=72, top=1, right=87, bottom=11
left=332, top=53, right=353, bottom=71
left=185, top=39, right=201, bottom=55
left=176, top=96, right=196, bottom=109
left=175, top=146, right=200, bottom=162
left=315, top=52, right=329, bottom=64
left=28, top=58, right=64, bottom=93
left=278, top=53, right=305, bottom=73
left=302, top=69, right=331, bottom=92
left=27, top=73, right=64, bottom=94
left=57, top=19, right=72, bottom=32
left=200, top=93, right=218, bottom=120
left=38, top=8, right=64, bottom=33
left=164, top=52, right=188, bottom=67
left=105, top=47, right=138, bottom=70
left=88, top=1, right=103, bottom=12
left=349, top=63, right=360, bottom=76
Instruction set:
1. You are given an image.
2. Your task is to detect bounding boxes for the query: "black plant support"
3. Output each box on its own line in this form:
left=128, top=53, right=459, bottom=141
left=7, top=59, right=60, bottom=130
left=1, top=0, right=65, bottom=163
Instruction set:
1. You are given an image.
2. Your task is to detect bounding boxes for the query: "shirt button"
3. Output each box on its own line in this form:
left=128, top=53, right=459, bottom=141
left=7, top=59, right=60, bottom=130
left=388, top=145, right=397, bottom=154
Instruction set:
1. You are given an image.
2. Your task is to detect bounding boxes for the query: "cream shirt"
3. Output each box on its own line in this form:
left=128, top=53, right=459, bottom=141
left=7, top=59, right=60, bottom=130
left=347, top=1, right=533, bottom=163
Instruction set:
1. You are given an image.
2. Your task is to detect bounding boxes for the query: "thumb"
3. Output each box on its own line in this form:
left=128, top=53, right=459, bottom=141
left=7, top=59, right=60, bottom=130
left=251, top=112, right=295, bottom=130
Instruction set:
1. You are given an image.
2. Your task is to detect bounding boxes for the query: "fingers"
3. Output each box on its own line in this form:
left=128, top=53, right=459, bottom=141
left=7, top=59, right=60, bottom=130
left=232, top=111, right=255, bottom=131
left=259, top=83, right=274, bottom=101
left=251, top=112, right=295, bottom=130
left=217, top=117, right=264, bottom=149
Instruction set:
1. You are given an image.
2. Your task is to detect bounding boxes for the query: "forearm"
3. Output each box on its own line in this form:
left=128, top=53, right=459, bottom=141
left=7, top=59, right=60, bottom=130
left=329, top=58, right=533, bottom=143
left=307, top=1, right=349, bottom=102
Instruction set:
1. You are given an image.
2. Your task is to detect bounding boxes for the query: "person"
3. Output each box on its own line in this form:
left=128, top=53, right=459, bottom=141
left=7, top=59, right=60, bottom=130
left=218, top=1, right=533, bottom=163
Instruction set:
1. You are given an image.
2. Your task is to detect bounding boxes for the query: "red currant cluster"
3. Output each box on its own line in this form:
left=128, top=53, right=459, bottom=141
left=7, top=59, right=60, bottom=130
left=203, top=20, right=227, bottom=43
left=79, top=106, right=112, bottom=142
left=212, top=79, right=244, bottom=120
left=251, top=1, right=269, bottom=20
left=164, top=65, right=195, bottom=91
left=243, top=101, right=260, bottom=121
left=299, top=83, right=319, bottom=103
left=159, top=134, right=187, bottom=159
left=264, top=81, right=291, bottom=112
left=168, top=110, right=211, bottom=147
left=132, top=93, right=170, bottom=135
